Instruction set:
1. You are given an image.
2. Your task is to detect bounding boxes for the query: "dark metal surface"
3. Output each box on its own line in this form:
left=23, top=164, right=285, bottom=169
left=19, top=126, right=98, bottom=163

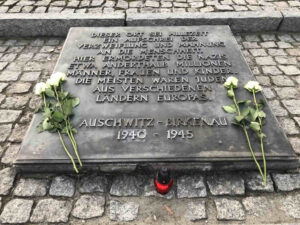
left=15, top=26, right=298, bottom=171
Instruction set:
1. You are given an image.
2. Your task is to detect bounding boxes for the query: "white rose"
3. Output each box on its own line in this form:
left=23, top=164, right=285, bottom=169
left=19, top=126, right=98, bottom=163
left=244, top=81, right=262, bottom=92
left=224, top=76, right=238, bottom=88
left=47, top=72, right=67, bottom=87
left=34, top=82, right=47, bottom=95
left=46, top=77, right=60, bottom=87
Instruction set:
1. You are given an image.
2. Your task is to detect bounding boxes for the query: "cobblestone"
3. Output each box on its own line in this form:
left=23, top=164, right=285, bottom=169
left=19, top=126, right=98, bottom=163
left=185, top=201, right=207, bottom=221
left=50, top=175, right=76, bottom=197
left=110, top=174, right=145, bottom=197
left=0, top=124, right=12, bottom=142
left=0, top=199, right=33, bottom=224
left=0, top=0, right=298, bottom=13
left=244, top=172, right=274, bottom=192
left=14, top=178, right=48, bottom=197
left=110, top=200, right=139, bottom=222
left=72, top=194, right=105, bottom=219
left=280, top=194, right=300, bottom=219
left=272, top=173, right=300, bottom=191
left=30, top=199, right=72, bottom=223
left=177, top=174, right=207, bottom=198
left=207, top=173, right=245, bottom=196
left=79, top=174, right=109, bottom=193
left=0, top=167, right=16, bottom=195
left=215, top=198, right=245, bottom=220
left=1, top=144, right=20, bottom=165
left=242, top=196, right=273, bottom=217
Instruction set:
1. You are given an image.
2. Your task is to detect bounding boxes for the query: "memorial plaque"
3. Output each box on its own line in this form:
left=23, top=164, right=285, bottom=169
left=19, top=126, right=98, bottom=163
left=16, top=26, right=298, bottom=172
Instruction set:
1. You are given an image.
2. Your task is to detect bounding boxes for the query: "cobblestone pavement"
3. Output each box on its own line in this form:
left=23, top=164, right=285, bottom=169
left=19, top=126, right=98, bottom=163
left=0, top=0, right=299, bottom=14
left=0, top=33, right=299, bottom=224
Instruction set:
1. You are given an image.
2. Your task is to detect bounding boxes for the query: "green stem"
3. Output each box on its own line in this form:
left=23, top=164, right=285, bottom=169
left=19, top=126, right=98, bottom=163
left=58, top=130, right=78, bottom=173
left=67, top=119, right=82, bottom=167
left=253, top=90, right=267, bottom=185
left=243, top=126, right=264, bottom=179
left=231, top=86, right=264, bottom=179
left=231, top=86, right=241, bottom=115
left=43, top=94, right=46, bottom=107
left=54, top=86, right=81, bottom=167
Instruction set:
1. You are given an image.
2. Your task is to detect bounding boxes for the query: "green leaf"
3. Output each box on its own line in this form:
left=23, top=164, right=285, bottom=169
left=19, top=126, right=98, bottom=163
left=72, top=128, right=77, bottom=134
left=42, top=119, right=54, bottom=130
left=223, top=105, right=236, bottom=114
left=258, top=132, right=267, bottom=138
left=249, top=122, right=260, bottom=132
left=52, top=111, right=65, bottom=122
left=258, top=110, right=266, bottom=118
left=241, top=107, right=250, bottom=117
left=235, top=115, right=245, bottom=122
left=45, top=88, right=55, bottom=98
left=62, top=100, right=73, bottom=116
left=43, top=107, right=51, bottom=118
left=232, top=121, right=243, bottom=127
left=71, top=98, right=80, bottom=108
left=227, top=89, right=234, bottom=97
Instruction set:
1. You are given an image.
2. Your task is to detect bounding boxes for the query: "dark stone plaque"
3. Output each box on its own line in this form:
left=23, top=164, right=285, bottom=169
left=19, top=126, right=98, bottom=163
left=16, top=26, right=298, bottom=172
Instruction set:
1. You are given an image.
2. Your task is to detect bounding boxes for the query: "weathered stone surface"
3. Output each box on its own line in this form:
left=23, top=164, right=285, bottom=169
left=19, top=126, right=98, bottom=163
left=0, top=62, right=8, bottom=71
left=262, top=66, right=282, bottom=75
left=72, top=194, right=105, bottom=219
left=215, top=198, right=245, bottom=221
left=143, top=177, right=175, bottom=199
left=79, top=174, right=108, bottom=193
left=242, top=196, right=273, bottom=217
left=244, top=172, right=274, bottom=192
left=279, top=11, right=300, bottom=32
left=0, top=71, right=21, bottom=81
left=8, top=124, right=28, bottom=142
left=279, top=65, right=300, bottom=75
left=20, top=71, right=41, bottom=81
left=268, top=100, right=288, bottom=117
left=126, top=12, right=282, bottom=32
left=50, top=175, right=76, bottom=197
left=0, top=199, right=33, bottom=224
left=271, top=76, right=294, bottom=87
left=110, top=200, right=139, bottom=222
left=0, top=83, right=8, bottom=92
left=14, top=178, right=48, bottom=197
left=289, top=137, right=300, bottom=154
left=0, top=110, right=21, bottom=123
left=0, top=167, right=16, bottom=195
left=30, top=199, right=72, bottom=223
left=0, top=14, right=125, bottom=37
left=177, top=175, right=207, bottom=198
left=282, top=100, right=300, bottom=114
left=6, top=83, right=31, bottom=94
left=110, top=175, right=145, bottom=196
left=207, top=173, right=245, bottom=196
left=278, top=117, right=299, bottom=135
left=280, top=194, right=300, bottom=218
left=2, top=96, right=30, bottom=109
left=185, top=201, right=207, bottom=221
left=272, top=173, right=300, bottom=191
left=0, top=124, right=12, bottom=142
left=1, top=144, right=20, bottom=165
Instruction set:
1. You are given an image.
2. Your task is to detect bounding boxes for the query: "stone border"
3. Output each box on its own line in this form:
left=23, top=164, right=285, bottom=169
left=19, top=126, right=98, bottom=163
left=126, top=11, right=283, bottom=32
left=0, top=13, right=125, bottom=37
left=0, top=11, right=300, bottom=36
left=279, top=11, right=300, bottom=32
